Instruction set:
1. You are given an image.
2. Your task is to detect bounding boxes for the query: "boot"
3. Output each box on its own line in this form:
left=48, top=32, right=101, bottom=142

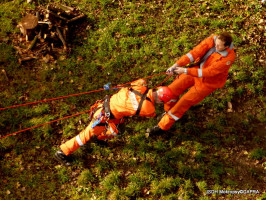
left=156, top=112, right=166, bottom=121
left=54, top=149, right=72, bottom=166
left=146, top=125, right=165, bottom=137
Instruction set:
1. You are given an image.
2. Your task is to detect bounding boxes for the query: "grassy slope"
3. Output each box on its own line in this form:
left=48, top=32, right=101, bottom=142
left=0, top=0, right=265, bottom=199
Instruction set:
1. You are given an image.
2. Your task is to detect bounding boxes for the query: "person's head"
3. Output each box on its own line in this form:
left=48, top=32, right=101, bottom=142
left=153, top=86, right=176, bottom=104
left=215, top=32, right=233, bottom=52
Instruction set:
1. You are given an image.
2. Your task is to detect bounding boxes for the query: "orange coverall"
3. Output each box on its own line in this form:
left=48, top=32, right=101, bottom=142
left=60, top=79, right=156, bottom=156
left=159, top=35, right=235, bottom=130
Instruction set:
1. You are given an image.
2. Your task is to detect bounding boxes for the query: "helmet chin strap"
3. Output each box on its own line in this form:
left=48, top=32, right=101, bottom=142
left=153, top=91, right=163, bottom=104
left=152, top=91, right=158, bottom=104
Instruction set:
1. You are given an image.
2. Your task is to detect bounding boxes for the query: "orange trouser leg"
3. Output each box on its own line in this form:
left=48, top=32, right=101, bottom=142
left=168, top=74, right=195, bottom=96
left=159, top=82, right=215, bottom=130
left=60, top=121, right=106, bottom=156
left=60, top=108, right=106, bottom=156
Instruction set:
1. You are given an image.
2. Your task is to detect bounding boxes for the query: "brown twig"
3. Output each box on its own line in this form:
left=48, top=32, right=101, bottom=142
left=67, top=14, right=86, bottom=23
left=55, top=26, right=67, bottom=49
left=13, top=46, right=23, bottom=55
left=28, top=35, right=38, bottom=50
left=18, top=56, right=37, bottom=64
left=48, top=10, right=69, bottom=22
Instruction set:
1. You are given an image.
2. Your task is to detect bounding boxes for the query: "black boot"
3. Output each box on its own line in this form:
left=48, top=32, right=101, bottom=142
left=54, top=149, right=72, bottom=166
left=156, top=112, right=166, bottom=121
left=146, top=125, right=165, bottom=137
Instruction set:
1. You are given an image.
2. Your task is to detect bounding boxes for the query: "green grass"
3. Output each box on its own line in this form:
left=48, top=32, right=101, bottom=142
left=250, top=148, right=266, bottom=160
left=0, top=0, right=265, bottom=199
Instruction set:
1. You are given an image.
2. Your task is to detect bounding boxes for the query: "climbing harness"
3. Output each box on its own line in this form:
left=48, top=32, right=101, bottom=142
left=129, top=87, right=151, bottom=116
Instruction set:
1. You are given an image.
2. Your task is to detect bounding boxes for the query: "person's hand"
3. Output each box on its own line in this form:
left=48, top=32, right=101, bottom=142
left=166, top=63, right=178, bottom=75
left=173, top=67, right=186, bottom=74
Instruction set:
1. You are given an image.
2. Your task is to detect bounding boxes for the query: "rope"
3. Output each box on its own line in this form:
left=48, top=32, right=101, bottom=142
left=0, top=110, right=91, bottom=139
left=0, top=72, right=167, bottom=111
left=0, top=89, right=105, bottom=111
left=0, top=72, right=170, bottom=139
left=152, top=75, right=173, bottom=89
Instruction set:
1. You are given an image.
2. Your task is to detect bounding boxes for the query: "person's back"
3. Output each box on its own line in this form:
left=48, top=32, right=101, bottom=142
left=110, top=79, right=156, bottom=119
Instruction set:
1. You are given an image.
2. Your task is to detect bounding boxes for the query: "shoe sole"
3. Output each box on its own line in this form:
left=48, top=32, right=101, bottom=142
left=54, top=153, right=72, bottom=166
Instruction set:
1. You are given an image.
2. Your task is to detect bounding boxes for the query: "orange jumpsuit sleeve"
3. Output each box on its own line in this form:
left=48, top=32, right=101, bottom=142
left=176, top=35, right=215, bottom=67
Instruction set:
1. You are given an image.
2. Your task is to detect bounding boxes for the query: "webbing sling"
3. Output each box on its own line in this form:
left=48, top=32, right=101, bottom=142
left=103, top=95, right=111, bottom=118
left=103, top=95, right=115, bottom=119
left=129, top=88, right=151, bottom=115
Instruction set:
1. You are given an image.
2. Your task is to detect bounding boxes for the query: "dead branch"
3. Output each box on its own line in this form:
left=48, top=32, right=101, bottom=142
left=13, top=46, right=23, bottom=55
left=67, top=14, right=86, bottom=23
left=48, top=10, right=69, bottom=22
left=48, top=4, right=74, bottom=15
left=56, top=4, right=75, bottom=12
left=38, top=21, right=51, bottom=25
left=55, top=26, right=67, bottom=49
left=28, top=35, right=38, bottom=50
left=19, top=56, right=37, bottom=64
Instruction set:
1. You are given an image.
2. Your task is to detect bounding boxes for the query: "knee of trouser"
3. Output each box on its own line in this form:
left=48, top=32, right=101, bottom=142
left=164, top=101, right=177, bottom=112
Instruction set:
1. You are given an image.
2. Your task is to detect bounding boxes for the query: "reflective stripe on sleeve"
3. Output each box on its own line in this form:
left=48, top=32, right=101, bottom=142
left=128, top=91, right=138, bottom=111
left=168, top=110, right=179, bottom=121
left=198, top=69, right=203, bottom=77
left=186, top=53, right=194, bottom=63
left=76, top=135, right=84, bottom=146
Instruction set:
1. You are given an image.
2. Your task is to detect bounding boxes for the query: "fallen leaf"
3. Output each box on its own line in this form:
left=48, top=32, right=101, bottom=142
left=228, top=102, right=233, bottom=109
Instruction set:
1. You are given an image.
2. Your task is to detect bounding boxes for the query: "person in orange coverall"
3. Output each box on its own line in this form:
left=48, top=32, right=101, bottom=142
left=55, top=79, right=176, bottom=165
left=147, top=32, right=235, bottom=135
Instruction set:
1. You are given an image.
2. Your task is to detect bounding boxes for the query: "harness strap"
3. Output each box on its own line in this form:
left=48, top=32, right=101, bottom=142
left=103, top=95, right=115, bottom=119
left=129, top=88, right=151, bottom=115
left=102, top=87, right=151, bottom=119
left=103, top=95, right=111, bottom=118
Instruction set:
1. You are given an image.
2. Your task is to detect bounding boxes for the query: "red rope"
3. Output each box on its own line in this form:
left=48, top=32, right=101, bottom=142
left=0, top=110, right=91, bottom=139
left=0, top=72, right=170, bottom=139
left=152, top=75, right=173, bottom=89
left=0, top=72, right=167, bottom=111
left=0, top=89, right=105, bottom=111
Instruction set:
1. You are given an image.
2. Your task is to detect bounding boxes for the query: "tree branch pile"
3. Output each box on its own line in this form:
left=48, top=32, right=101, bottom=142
left=14, top=4, right=87, bottom=64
